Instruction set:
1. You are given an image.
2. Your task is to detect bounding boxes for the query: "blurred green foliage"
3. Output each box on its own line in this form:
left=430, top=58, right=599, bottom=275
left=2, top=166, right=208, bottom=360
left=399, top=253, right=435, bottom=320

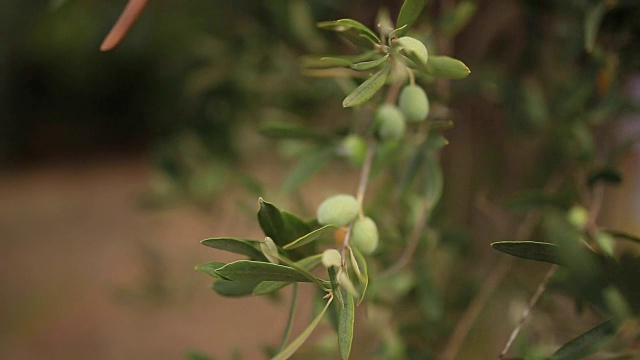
left=3, top=0, right=640, bottom=358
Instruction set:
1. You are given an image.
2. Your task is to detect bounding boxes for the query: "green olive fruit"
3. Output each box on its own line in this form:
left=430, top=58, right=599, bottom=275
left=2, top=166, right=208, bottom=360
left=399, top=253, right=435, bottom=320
left=350, top=216, right=379, bottom=254
left=398, top=85, right=429, bottom=122
left=340, top=135, right=367, bottom=167
left=375, top=104, right=406, bottom=141
left=317, top=194, right=359, bottom=226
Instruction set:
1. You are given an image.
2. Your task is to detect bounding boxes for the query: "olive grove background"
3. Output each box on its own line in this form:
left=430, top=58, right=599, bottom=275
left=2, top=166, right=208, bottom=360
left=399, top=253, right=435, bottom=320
left=1, top=0, right=639, bottom=359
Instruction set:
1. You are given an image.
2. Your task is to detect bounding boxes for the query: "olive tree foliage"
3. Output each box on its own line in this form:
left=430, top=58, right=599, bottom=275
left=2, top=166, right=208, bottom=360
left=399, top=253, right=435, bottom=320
left=97, top=0, right=640, bottom=359
left=192, top=1, right=473, bottom=358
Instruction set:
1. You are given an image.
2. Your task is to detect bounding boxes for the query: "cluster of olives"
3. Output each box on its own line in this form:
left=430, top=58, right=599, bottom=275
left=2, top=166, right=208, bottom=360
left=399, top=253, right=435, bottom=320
left=316, top=194, right=379, bottom=254
left=375, top=84, right=430, bottom=141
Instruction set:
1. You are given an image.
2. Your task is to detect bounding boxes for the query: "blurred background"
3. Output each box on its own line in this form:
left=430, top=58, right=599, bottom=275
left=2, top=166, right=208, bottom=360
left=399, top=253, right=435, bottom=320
left=1, top=0, right=639, bottom=359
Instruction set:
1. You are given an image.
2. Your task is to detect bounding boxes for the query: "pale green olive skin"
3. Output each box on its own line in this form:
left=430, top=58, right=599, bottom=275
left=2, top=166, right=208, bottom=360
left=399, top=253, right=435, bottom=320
left=398, top=85, right=429, bottom=122
left=341, top=135, right=367, bottom=166
left=350, top=216, right=379, bottom=254
left=317, top=194, right=359, bottom=227
left=375, top=104, right=406, bottom=141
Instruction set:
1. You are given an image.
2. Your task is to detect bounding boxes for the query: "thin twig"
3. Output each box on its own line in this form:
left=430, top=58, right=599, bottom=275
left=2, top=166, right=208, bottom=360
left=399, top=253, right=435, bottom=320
left=342, top=137, right=378, bottom=258
left=440, top=210, right=539, bottom=360
left=100, top=0, right=148, bottom=51
left=498, top=265, right=557, bottom=359
left=379, top=198, right=430, bottom=277
left=355, top=137, right=378, bottom=211
left=441, top=256, right=514, bottom=360
left=441, top=175, right=563, bottom=360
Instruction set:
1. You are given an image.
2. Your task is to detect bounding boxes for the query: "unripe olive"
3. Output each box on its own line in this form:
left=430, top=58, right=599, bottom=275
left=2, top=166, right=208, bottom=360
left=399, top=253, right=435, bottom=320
left=340, top=135, right=367, bottom=167
left=317, top=194, right=359, bottom=226
left=375, top=104, right=406, bottom=141
left=350, top=216, right=379, bottom=254
left=398, top=85, right=429, bottom=122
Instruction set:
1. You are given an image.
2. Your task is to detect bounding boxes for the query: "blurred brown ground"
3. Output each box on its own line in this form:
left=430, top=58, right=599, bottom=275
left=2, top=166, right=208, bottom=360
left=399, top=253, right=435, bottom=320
left=0, top=156, right=320, bottom=360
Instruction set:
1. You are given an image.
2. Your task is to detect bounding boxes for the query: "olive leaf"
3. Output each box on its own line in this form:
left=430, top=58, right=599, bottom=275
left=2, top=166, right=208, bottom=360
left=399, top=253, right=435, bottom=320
left=211, top=279, right=262, bottom=297
left=281, top=146, right=335, bottom=193
left=194, top=262, right=226, bottom=278
left=584, top=3, right=607, bottom=53
left=337, top=289, right=355, bottom=360
left=587, top=167, right=622, bottom=187
left=253, top=254, right=323, bottom=295
left=423, top=154, right=443, bottom=207
left=272, top=297, right=333, bottom=360
left=283, top=224, right=336, bottom=250
left=351, top=246, right=369, bottom=305
left=424, top=56, right=471, bottom=79
left=491, top=241, right=561, bottom=265
left=350, top=55, right=389, bottom=71
left=396, top=0, right=428, bottom=37
left=200, top=238, right=266, bottom=261
left=604, top=230, right=640, bottom=244
left=257, top=198, right=288, bottom=246
left=438, top=0, right=477, bottom=36
left=550, top=320, right=617, bottom=360
left=317, top=19, right=380, bottom=49
left=214, top=260, right=313, bottom=282
left=342, top=65, right=391, bottom=108
left=300, top=52, right=378, bottom=69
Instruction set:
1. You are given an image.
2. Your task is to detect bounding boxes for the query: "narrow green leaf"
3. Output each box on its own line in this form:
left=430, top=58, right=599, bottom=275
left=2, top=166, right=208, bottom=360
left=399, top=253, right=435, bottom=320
left=587, top=167, right=622, bottom=187
left=277, top=283, right=298, bottom=353
left=195, top=262, right=226, bottom=278
left=491, top=241, right=562, bottom=265
left=505, top=190, right=563, bottom=213
left=253, top=281, right=291, bottom=296
left=304, top=56, right=353, bottom=68
left=395, top=141, right=428, bottom=196
left=337, top=290, right=355, bottom=360
left=272, top=297, right=333, bottom=360
left=284, top=225, right=336, bottom=250
left=584, top=3, right=606, bottom=53
left=396, top=0, right=428, bottom=37
left=350, top=55, right=389, bottom=71
left=215, top=260, right=313, bottom=282
left=438, top=0, right=477, bottom=36
left=604, top=230, right=640, bottom=244
left=342, top=65, right=390, bottom=108
left=281, top=147, right=334, bottom=193
left=423, top=154, right=443, bottom=208
left=300, top=52, right=378, bottom=69
left=258, top=122, right=332, bottom=142
left=351, top=247, right=369, bottom=304
left=550, top=320, right=617, bottom=360
left=200, top=238, right=266, bottom=260
left=211, top=279, right=261, bottom=297
left=253, top=254, right=323, bottom=295
left=257, top=198, right=287, bottom=246
left=424, top=56, right=470, bottom=79
left=317, top=19, right=380, bottom=48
